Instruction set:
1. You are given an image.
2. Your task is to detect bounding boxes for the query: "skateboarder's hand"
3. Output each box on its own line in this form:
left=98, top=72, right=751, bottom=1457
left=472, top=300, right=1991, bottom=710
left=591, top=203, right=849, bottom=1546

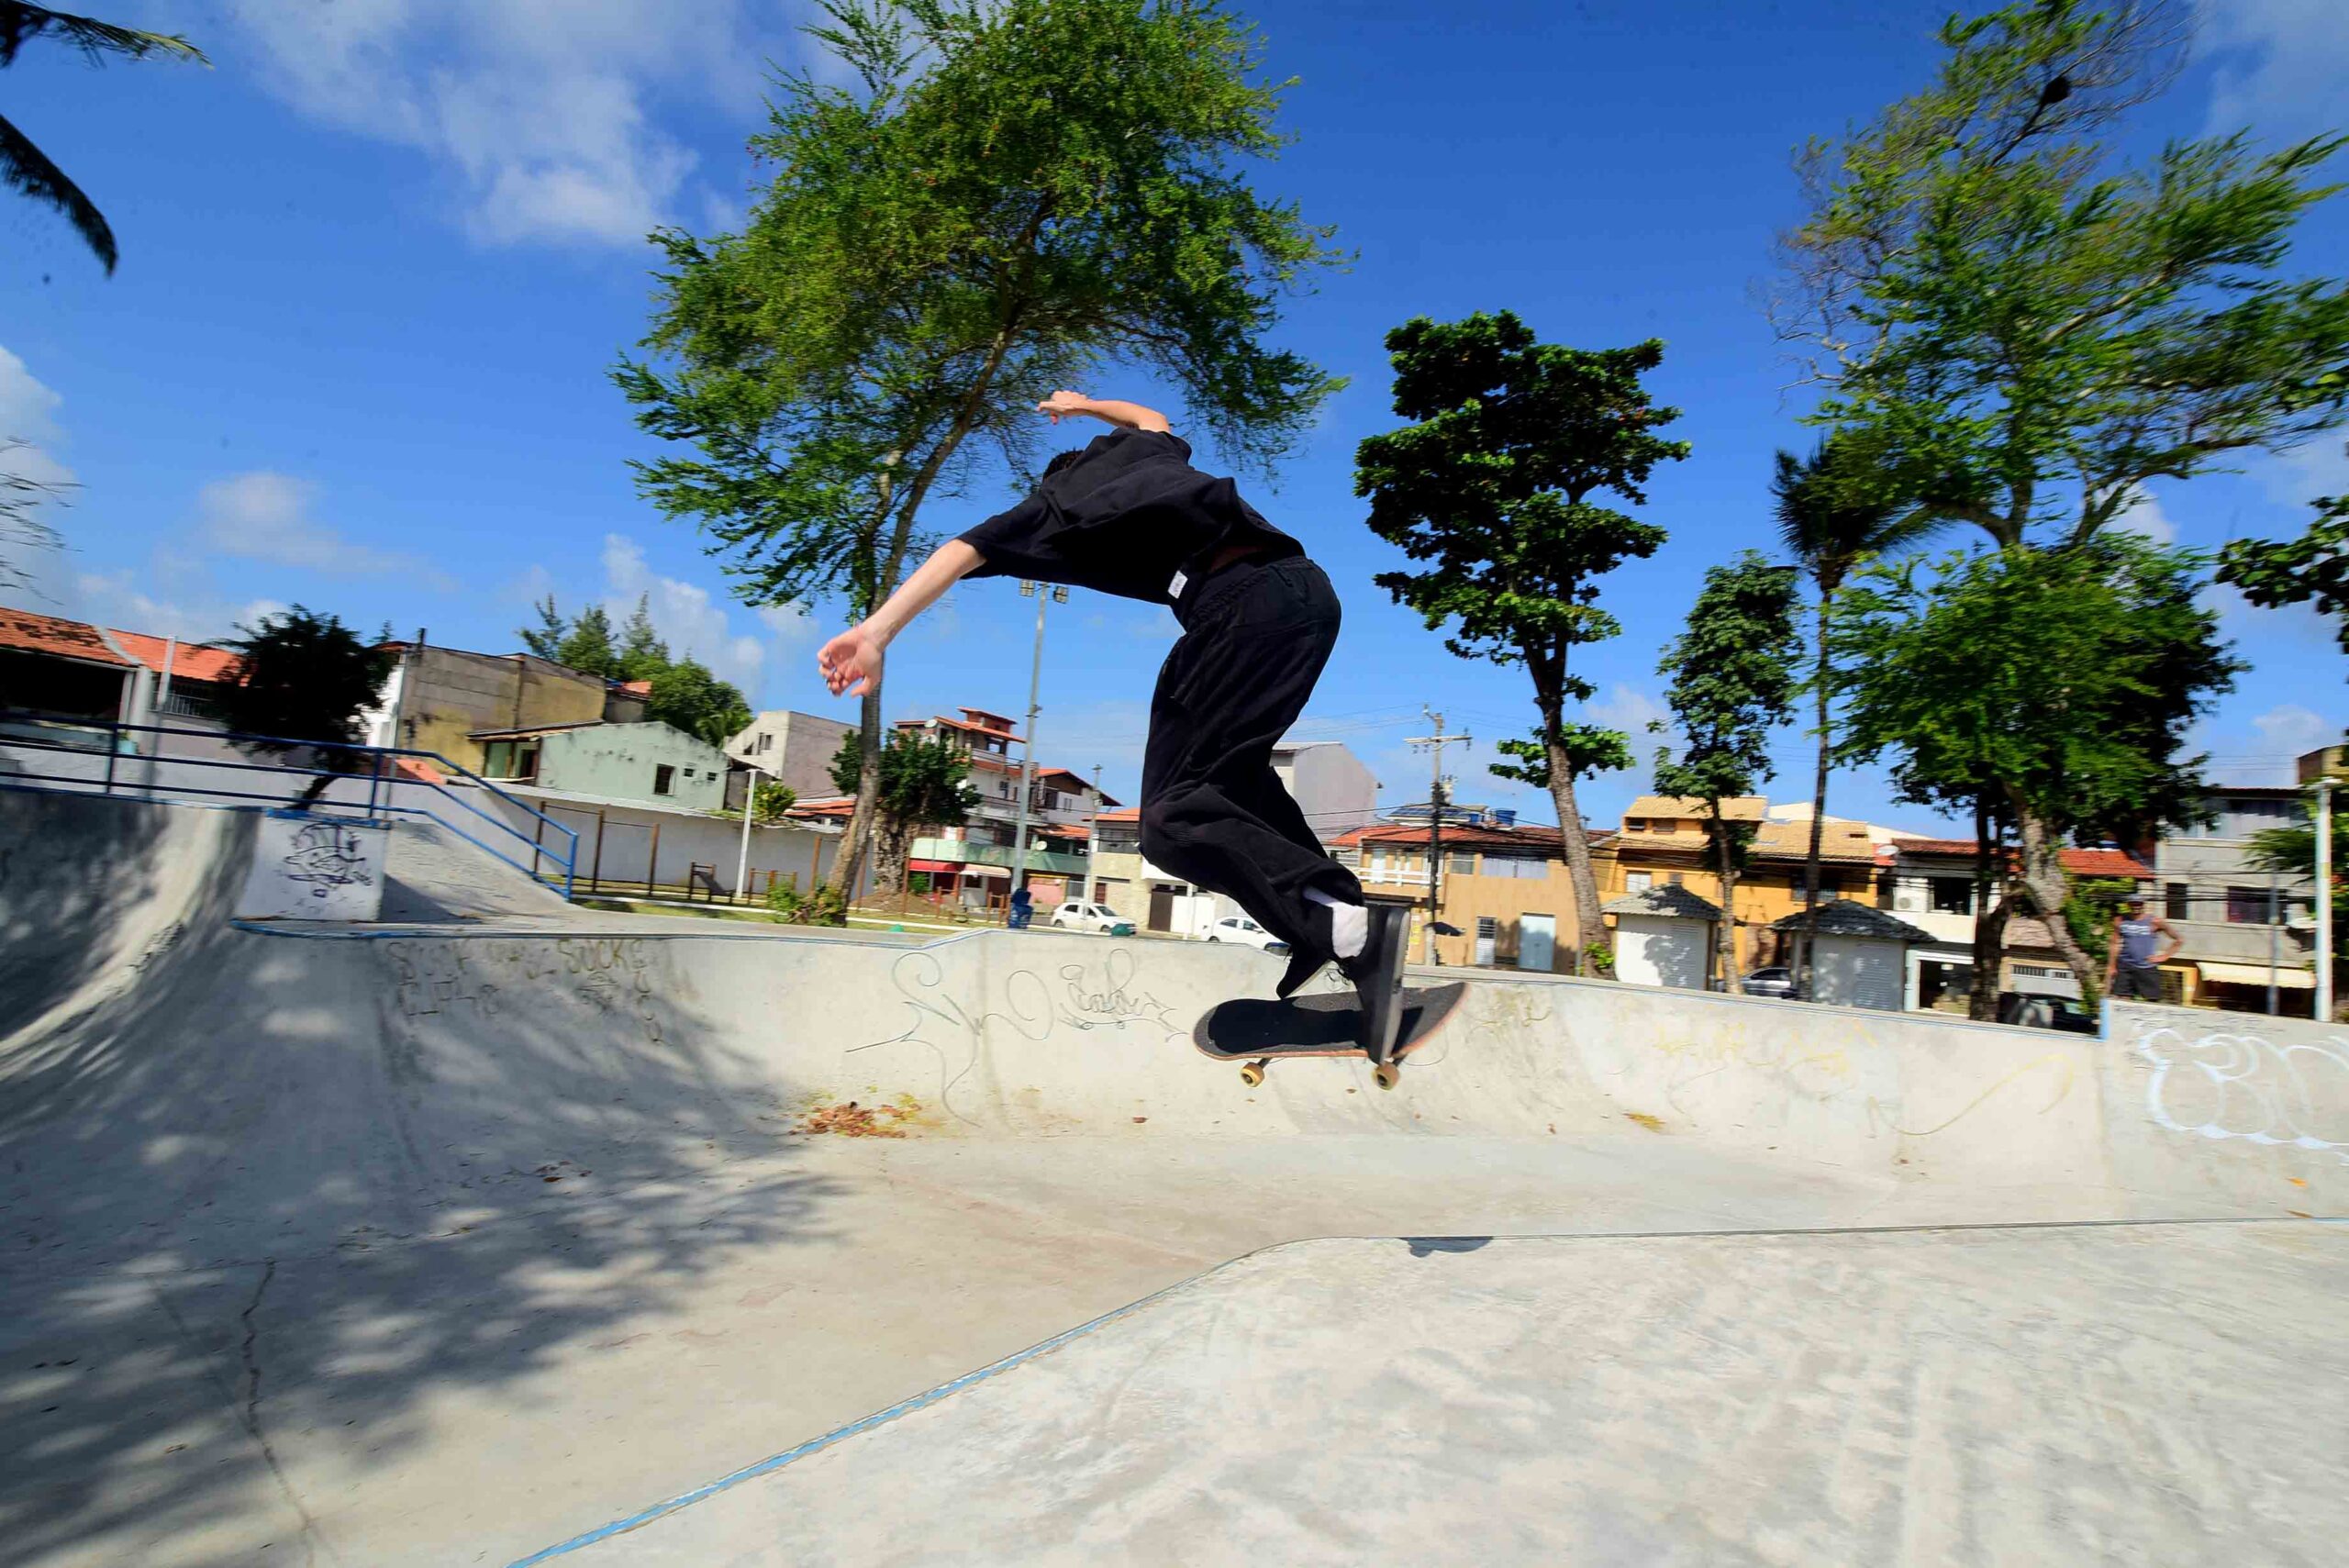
left=818, top=625, right=884, bottom=698
left=1036, top=390, right=1092, bottom=424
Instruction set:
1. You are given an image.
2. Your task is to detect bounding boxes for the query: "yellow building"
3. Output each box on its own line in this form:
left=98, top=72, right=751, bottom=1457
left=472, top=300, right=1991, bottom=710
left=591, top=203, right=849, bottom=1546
left=1334, top=819, right=1592, bottom=971
left=1600, top=795, right=1881, bottom=976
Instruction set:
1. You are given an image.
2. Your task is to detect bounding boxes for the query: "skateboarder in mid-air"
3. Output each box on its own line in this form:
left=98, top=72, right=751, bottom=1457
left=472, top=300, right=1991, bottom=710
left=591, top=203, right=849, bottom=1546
left=818, top=390, right=1412, bottom=1059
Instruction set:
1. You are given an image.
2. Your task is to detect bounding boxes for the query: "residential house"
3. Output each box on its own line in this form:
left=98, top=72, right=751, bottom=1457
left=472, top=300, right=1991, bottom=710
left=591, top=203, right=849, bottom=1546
left=1603, top=795, right=1883, bottom=976
left=1602, top=883, right=1721, bottom=989
left=361, top=640, right=642, bottom=773
left=1766, top=902, right=1933, bottom=1010
left=1880, top=839, right=2154, bottom=1009
left=471, top=718, right=838, bottom=899
left=2150, top=771, right=2319, bottom=1015
left=0, top=607, right=145, bottom=729
left=725, top=708, right=856, bottom=802
left=1336, top=809, right=1584, bottom=968
left=895, top=706, right=1116, bottom=909
left=1273, top=740, right=1379, bottom=839
left=0, top=609, right=249, bottom=764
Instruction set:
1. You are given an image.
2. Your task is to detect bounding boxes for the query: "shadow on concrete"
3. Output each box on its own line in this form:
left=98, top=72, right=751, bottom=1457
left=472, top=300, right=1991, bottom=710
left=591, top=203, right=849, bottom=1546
left=0, top=815, right=844, bottom=1564
left=0, top=793, right=181, bottom=1029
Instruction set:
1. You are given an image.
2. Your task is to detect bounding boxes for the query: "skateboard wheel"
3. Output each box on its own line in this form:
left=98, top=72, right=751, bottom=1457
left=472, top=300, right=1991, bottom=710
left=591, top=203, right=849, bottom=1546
left=1240, top=1061, right=1266, bottom=1088
left=1373, top=1062, right=1400, bottom=1090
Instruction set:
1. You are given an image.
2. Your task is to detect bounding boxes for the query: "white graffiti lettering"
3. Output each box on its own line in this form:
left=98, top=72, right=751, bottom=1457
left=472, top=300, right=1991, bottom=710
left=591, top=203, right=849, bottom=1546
left=2133, top=1022, right=2349, bottom=1157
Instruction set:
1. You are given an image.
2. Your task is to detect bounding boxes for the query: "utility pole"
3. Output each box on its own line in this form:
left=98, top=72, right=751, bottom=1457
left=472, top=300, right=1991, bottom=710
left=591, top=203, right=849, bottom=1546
left=1008, top=581, right=1067, bottom=907
left=2318, top=773, right=2334, bottom=1022
left=1406, top=707, right=1473, bottom=965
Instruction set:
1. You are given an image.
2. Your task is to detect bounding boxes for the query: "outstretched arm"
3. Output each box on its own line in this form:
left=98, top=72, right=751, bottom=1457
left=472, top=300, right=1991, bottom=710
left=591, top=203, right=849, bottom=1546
left=1037, top=390, right=1171, bottom=433
left=817, top=539, right=983, bottom=698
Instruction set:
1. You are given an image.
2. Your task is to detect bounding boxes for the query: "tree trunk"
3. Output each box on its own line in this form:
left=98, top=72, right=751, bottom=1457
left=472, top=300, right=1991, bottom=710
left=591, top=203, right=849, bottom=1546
left=1967, top=795, right=2006, bottom=1022
left=836, top=687, right=885, bottom=909
left=1798, top=595, right=1831, bottom=992
left=1542, top=725, right=1608, bottom=977
left=2014, top=803, right=2101, bottom=1002
left=870, top=817, right=912, bottom=901
left=1710, top=812, right=1741, bottom=991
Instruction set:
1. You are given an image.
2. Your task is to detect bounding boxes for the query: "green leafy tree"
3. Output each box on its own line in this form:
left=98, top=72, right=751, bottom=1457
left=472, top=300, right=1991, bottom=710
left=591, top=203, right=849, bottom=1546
left=1831, top=536, right=2240, bottom=1010
left=829, top=726, right=981, bottom=895
left=1356, top=313, right=1683, bottom=973
left=1775, top=0, right=2345, bottom=1003
left=618, top=0, right=1345, bottom=901
left=1652, top=552, right=1803, bottom=988
left=752, top=779, right=798, bottom=825
left=1772, top=438, right=1943, bottom=980
left=517, top=597, right=623, bottom=680
left=2, top=5, right=206, bottom=273
left=214, top=606, right=395, bottom=806
left=643, top=658, right=751, bottom=751
left=1776, top=0, right=2349, bottom=554
left=2217, top=482, right=2349, bottom=666
left=617, top=595, right=669, bottom=683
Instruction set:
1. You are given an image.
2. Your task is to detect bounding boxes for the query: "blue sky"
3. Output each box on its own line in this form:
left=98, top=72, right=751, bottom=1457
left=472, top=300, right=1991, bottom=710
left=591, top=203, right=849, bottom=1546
left=5, top=0, right=2345, bottom=828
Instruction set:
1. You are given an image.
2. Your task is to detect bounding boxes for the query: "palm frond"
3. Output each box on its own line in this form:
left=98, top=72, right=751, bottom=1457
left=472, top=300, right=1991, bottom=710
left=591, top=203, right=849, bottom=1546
left=1771, top=438, right=1946, bottom=588
left=0, top=6, right=207, bottom=69
left=0, top=109, right=114, bottom=271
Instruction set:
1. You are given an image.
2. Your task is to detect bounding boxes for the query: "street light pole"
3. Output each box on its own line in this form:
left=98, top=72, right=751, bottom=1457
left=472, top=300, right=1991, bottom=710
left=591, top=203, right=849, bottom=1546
left=1009, top=581, right=1065, bottom=906
left=734, top=758, right=768, bottom=906
left=2318, top=774, right=2334, bottom=1021
left=1405, top=708, right=1472, bottom=965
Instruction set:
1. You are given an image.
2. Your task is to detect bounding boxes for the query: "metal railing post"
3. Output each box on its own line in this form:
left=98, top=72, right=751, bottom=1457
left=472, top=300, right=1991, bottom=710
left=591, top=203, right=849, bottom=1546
left=103, top=718, right=120, bottom=796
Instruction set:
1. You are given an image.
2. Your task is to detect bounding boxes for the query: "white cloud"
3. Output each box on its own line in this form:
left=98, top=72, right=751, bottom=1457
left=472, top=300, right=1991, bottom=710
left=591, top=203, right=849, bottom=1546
left=598, top=531, right=777, bottom=691
left=197, top=471, right=452, bottom=587
left=758, top=600, right=817, bottom=643
left=64, top=565, right=284, bottom=645
left=1587, top=684, right=1675, bottom=770
left=0, top=344, right=75, bottom=490
left=2198, top=0, right=2349, bottom=138
left=2252, top=702, right=2332, bottom=757
left=2111, top=491, right=2177, bottom=545
left=218, top=0, right=804, bottom=246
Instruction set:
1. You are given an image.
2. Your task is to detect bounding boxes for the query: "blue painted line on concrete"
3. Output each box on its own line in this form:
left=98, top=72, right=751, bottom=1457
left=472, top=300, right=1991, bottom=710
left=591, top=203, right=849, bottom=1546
left=500, top=1254, right=1229, bottom=1565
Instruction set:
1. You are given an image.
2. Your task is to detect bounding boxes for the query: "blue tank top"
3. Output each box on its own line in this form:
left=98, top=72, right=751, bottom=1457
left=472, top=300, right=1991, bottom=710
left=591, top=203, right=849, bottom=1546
left=2117, top=916, right=2160, bottom=969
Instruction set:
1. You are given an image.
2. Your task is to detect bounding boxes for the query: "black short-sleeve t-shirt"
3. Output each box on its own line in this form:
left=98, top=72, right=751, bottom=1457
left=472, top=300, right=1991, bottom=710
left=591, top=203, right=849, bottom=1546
left=954, top=428, right=1299, bottom=606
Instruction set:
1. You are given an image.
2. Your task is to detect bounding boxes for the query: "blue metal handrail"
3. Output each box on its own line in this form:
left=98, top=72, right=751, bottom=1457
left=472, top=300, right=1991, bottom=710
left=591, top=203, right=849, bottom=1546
left=0, top=710, right=579, bottom=899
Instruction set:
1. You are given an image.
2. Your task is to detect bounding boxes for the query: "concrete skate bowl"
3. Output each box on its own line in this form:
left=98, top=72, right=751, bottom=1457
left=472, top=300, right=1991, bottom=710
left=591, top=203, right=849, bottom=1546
left=3, top=790, right=2345, bottom=1566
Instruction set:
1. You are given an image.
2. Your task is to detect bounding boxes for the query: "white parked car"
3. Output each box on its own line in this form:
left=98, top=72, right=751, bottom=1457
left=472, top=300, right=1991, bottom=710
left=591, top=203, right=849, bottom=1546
left=1051, top=901, right=1130, bottom=934
left=1205, top=915, right=1290, bottom=955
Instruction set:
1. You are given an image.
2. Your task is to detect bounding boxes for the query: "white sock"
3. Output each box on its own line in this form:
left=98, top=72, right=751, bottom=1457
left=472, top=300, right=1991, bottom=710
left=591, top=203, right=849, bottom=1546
left=1306, top=889, right=1367, bottom=960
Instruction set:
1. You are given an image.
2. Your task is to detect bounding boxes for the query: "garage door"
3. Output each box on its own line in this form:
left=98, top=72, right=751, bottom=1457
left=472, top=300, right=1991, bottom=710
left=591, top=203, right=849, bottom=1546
left=1813, top=936, right=1903, bottom=1010
left=1616, top=916, right=1707, bottom=989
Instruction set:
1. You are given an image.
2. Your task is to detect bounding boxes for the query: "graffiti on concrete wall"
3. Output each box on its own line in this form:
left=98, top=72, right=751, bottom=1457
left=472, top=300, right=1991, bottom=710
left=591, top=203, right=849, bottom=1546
left=386, top=937, right=667, bottom=1048
left=852, top=945, right=1189, bottom=1125
left=2131, top=1018, right=2349, bottom=1159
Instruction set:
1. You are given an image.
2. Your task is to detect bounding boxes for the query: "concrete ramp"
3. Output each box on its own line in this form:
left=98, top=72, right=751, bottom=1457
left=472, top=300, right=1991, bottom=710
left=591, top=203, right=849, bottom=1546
left=3, top=792, right=2344, bottom=1567
left=559, top=1227, right=2349, bottom=1567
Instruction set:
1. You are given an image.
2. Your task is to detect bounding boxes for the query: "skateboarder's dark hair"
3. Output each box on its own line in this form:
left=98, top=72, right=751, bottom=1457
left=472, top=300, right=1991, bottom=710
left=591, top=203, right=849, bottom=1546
left=1042, top=448, right=1088, bottom=479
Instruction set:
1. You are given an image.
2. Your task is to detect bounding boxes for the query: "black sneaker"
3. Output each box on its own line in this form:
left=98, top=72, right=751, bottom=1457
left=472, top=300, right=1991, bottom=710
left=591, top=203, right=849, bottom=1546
left=1345, top=905, right=1409, bottom=1063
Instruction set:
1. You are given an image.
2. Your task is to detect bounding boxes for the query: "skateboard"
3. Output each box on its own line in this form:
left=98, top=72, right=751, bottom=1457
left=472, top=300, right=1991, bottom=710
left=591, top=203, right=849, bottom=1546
left=1192, top=983, right=1469, bottom=1090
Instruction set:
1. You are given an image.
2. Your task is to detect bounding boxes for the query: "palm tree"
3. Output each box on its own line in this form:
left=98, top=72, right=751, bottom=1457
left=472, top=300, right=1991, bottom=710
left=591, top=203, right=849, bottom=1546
left=2, top=6, right=206, bottom=274
left=1772, top=439, right=1943, bottom=984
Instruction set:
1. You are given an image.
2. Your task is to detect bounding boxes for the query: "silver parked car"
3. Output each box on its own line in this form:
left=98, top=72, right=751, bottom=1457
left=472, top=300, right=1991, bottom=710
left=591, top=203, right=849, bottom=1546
left=1740, top=966, right=1803, bottom=1000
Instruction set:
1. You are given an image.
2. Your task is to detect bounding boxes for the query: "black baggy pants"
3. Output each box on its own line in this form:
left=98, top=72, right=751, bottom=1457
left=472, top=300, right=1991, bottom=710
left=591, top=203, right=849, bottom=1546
left=1140, top=553, right=1364, bottom=994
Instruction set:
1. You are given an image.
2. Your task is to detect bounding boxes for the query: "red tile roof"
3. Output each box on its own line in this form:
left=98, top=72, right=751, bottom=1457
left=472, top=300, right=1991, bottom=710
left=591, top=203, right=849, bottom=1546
left=1891, top=838, right=2150, bottom=877
left=1331, top=821, right=1567, bottom=851
left=104, top=629, right=243, bottom=684
left=0, top=606, right=132, bottom=668
left=1097, top=806, right=1141, bottom=823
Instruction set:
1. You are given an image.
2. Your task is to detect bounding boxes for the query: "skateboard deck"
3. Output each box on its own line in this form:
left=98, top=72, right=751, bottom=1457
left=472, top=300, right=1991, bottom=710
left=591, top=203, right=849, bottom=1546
left=1193, top=983, right=1469, bottom=1089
